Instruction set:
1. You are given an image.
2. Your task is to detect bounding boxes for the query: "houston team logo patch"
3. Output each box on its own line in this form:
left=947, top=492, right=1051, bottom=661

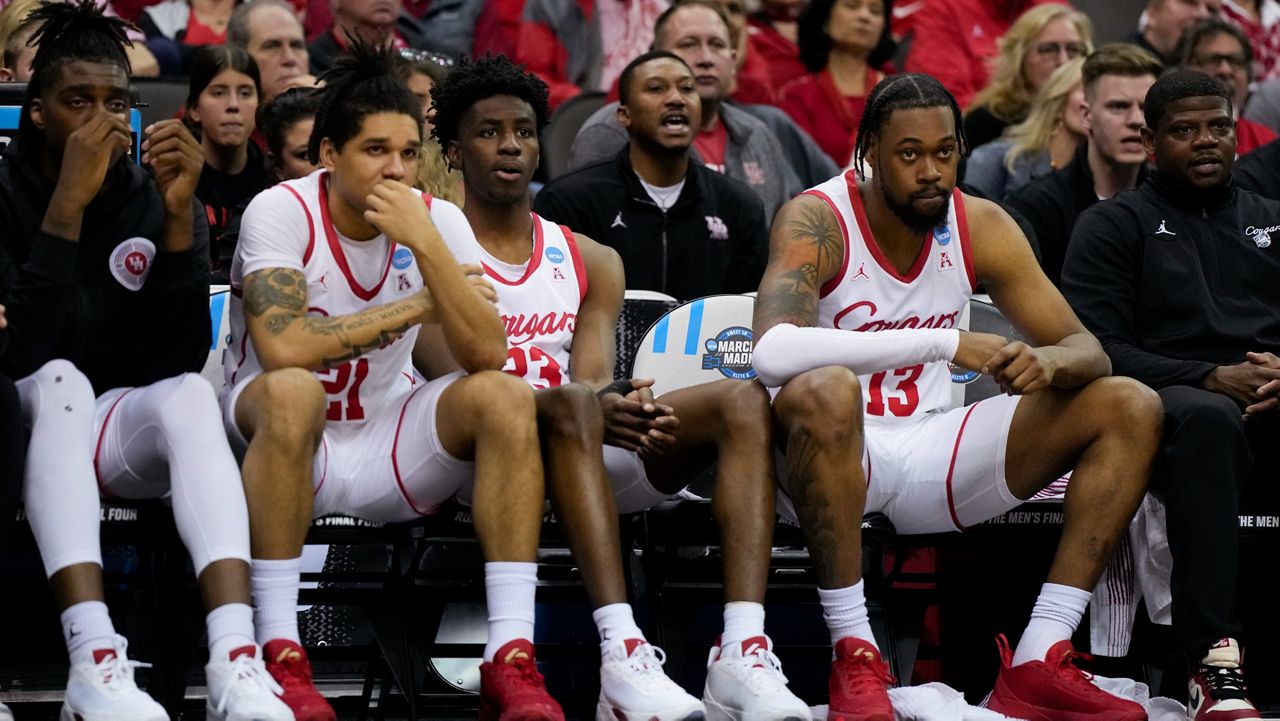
left=545, top=246, right=565, bottom=264
left=1247, top=224, right=1278, bottom=248
left=702, top=326, right=756, bottom=380
left=109, top=237, right=156, bottom=291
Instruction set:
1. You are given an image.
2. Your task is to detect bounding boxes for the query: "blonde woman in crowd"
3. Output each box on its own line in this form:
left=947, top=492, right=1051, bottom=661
left=965, top=3, right=1092, bottom=149
left=964, top=56, right=1086, bottom=200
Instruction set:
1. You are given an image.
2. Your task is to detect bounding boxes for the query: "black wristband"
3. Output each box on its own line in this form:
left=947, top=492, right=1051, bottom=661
left=597, top=379, right=634, bottom=400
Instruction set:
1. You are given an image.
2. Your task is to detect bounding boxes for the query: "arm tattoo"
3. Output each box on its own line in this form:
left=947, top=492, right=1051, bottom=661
left=243, top=268, right=307, bottom=317
left=756, top=201, right=842, bottom=330
left=317, top=323, right=414, bottom=368
left=790, top=203, right=844, bottom=279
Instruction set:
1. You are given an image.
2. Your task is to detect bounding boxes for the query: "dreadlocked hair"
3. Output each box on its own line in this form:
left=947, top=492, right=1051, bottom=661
left=22, top=0, right=133, bottom=134
left=852, top=73, right=968, bottom=181
left=429, top=53, right=550, bottom=163
left=308, top=33, right=422, bottom=164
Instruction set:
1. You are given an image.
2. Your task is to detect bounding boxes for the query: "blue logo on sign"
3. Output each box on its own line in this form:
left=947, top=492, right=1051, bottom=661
left=702, top=326, right=756, bottom=380
left=392, top=247, right=413, bottom=269
left=935, top=225, right=952, bottom=246
left=545, top=247, right=565, bottom=263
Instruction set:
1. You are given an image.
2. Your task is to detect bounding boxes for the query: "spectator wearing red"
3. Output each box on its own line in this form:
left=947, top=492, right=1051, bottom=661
left=902, top=0, right=1068, bottom=110
left=307, top=0, right=464, bottom=76
left=0, top=0, right=160, bottom=73
left=708, top=0, right=776, bottom=105
left=964, top=3, right=1092, bottom=150
left=138, top=0, right=234, bottom=73
left=514, top=0, right=669, bottom=110
left=778, top=0, right=894, bottom=166
left=1222, top=0, right=1280, bottom=80
left=745, top=0, right=806, bottom=97
left=1177, top=16, right=1277, bottom=153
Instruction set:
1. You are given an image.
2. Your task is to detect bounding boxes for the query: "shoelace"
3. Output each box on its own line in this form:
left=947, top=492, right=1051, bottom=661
left=620, top=644, right=672, bottom=689
left=1200, top=665, right=1250, bottom=700
left=213, top=655, right=286, bottom=715
left=94, top=637, right=151, bottom=693
left=834, top=652, right=896, bottom=693
left=1050, top=647, right=1106, bottom=693
left=499, top=654, right=549, bottom=689
left=736, top=645, right=791, bottom=692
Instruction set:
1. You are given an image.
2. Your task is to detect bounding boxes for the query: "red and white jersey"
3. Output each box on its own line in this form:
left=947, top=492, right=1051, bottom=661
left=225, top=170, right=480, bottom=426
left=480, top=212, right=587, bottom=389
left=807, top=170, right=976, bottom=421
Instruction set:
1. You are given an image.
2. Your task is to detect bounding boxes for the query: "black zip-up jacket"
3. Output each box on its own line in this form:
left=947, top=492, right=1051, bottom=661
left=533, top=146, right=769, bottom=301
left=1232, top=137, right=1280, bottom=201
left=1062, top=173, right=1280, bottom=390
left=0, top=144, right=211, bottom=394
left=1006, top=141, right=1148, bottom=288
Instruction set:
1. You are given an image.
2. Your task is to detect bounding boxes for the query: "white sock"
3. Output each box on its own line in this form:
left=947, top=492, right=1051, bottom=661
left=207, top=603, right=256, bottom=662
left=721, top=602, right=765, bottom=647
left=251, top=557, right=301, bottom=644
left=592, top=602, right=644, bottom=652
left=818, top=581, right=877, bottom=650
left=1011, top=582, right=1092, bottom=666
left=61, top=601, right=116, bottom=665
left=483, top=562, right=537, bottom=661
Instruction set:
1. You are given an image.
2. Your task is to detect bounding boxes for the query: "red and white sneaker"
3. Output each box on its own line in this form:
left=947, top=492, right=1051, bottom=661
left=262, top=638, right=336, bottom=721
left=829, top=637, right=895, bottom=721
left=983, top=635, right=1146, bottom=721
left=1187, top=639, right=1260, bottom=721
left=479, top=639, right=565, bottom=721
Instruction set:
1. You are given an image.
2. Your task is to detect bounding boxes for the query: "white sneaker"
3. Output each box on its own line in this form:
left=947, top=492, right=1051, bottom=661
left=205, top=646, right=294, bottom=721
left=702, top=636, right=811, bottom=721
left=596, top=639, right=704, bottom=721
left=0, top=700, right=13, bottom=721
left=59, top=635, right=168, bottom=721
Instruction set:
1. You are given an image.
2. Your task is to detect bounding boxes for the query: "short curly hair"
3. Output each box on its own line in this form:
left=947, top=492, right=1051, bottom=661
left=429, top=53, right=550, bottom=161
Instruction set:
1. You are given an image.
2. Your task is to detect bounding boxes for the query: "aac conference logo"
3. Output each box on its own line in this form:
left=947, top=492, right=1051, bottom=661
left=702, top=326, right=756, bottom=380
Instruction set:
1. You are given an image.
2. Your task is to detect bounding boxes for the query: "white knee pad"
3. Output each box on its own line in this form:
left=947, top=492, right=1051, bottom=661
left=17, top=360, right=102, bottom=576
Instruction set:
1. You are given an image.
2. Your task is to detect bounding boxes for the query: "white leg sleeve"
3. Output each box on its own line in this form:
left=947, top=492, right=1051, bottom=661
left=752, top=323, right=960, bottom=388
left=16, top=360, right=102, bottom=577
left=95, top=374, right=251, bottom=575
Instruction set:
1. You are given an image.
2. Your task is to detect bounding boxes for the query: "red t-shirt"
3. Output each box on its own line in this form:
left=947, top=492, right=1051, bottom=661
left=779, top=67, right=877, bottom=166
left=746, top=16, right=807, bottom=100
left=1238, top=117, right=1279, bottom=157
left=184, top=12, right=226, bottom=46
left=693, top=121, right=728, bottom=173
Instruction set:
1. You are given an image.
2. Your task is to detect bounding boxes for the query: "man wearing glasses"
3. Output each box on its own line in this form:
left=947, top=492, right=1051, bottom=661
left=1176, top=17, right=1277, bottom=155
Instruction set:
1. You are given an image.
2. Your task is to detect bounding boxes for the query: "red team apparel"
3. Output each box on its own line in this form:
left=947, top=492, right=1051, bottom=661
left=778, top=171, right=1025, bottom=534
left=481, top=213, right=587, bottom=389
left=222, top=170, right=481, bottom=521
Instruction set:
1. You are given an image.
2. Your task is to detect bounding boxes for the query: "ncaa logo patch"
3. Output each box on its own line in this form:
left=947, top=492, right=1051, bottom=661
left=545, top=246, right=565, bottom=264
left=109, top=237, right=156, bottom=291
left=392, top=247, right=414, bottom=269
left=701, top=326, right=756, bottom=380
left=934, top=224, right=952, bottom=246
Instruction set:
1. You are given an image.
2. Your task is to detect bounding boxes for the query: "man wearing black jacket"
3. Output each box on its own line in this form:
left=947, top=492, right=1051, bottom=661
left=1006, top=44, right=1160, bottom=287
left=534, top=50, right=769, bottom=301
left=1062, top=69, right=1268, bottom=718
left=0, top=3, right=290, bottom=719
left=1231, top=135, right=1280, bottom=200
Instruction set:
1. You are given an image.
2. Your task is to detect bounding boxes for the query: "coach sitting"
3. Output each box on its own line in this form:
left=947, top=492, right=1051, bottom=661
left=535, top=50, right=768, bottom=301
left=1062, top=69, right=1275, bottom=714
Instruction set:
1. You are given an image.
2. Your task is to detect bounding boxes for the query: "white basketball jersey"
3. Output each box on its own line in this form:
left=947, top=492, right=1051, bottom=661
left=809, top=170, right=975, bottom=421
left=482, top=213, right=586, bottom=389
left=225, top=171, right=426, bottom=425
